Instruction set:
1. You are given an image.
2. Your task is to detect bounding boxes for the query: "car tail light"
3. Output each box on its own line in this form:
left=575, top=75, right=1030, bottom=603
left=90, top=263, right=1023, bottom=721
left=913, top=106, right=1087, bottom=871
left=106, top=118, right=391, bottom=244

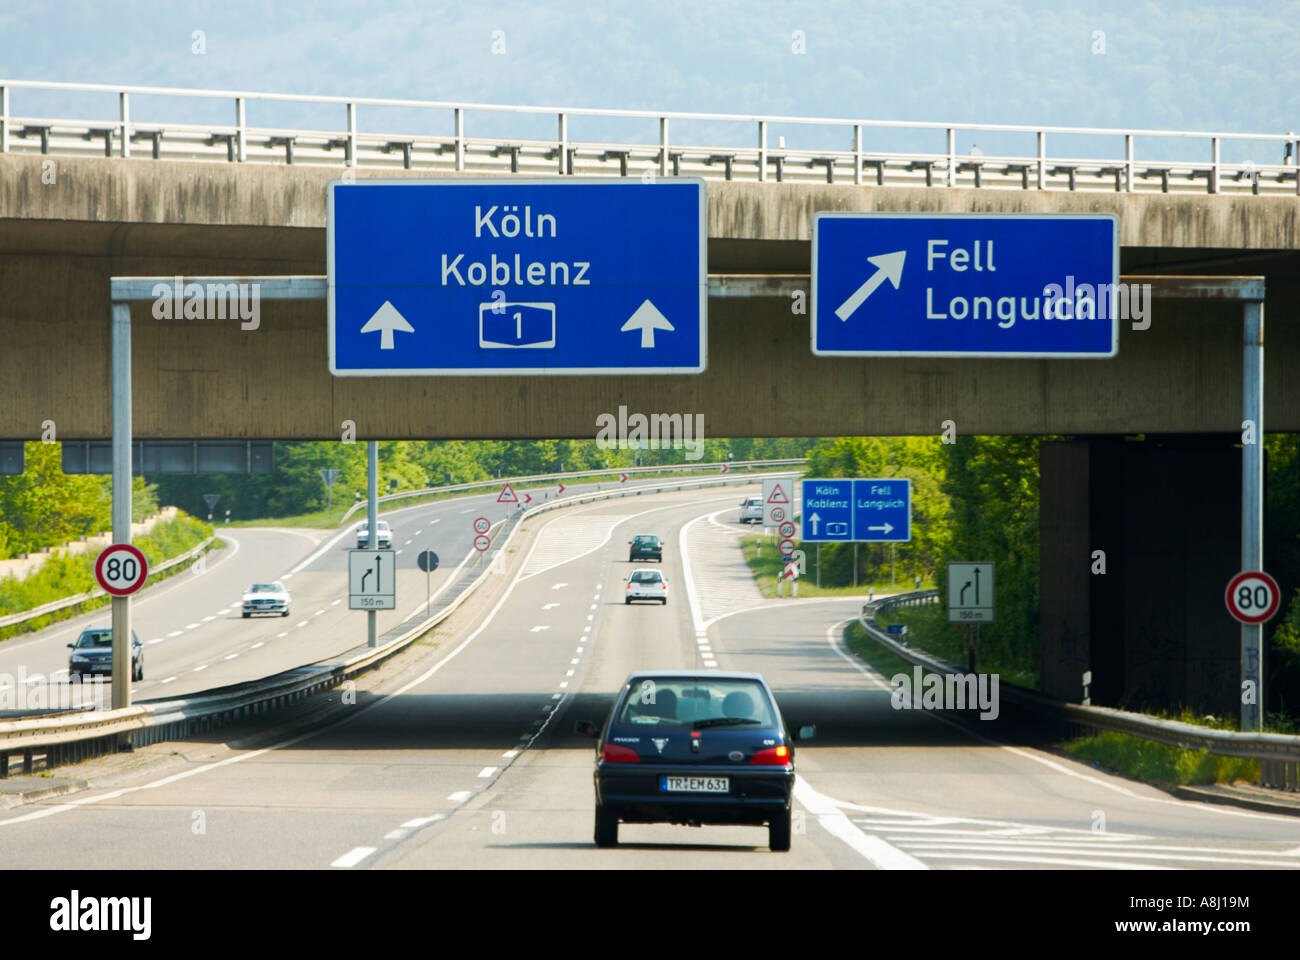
left=661, top=583, right=667, bottom=590
left=601, top=743, right=640, bottom=763
left=750, top=745, right=790, bottom=765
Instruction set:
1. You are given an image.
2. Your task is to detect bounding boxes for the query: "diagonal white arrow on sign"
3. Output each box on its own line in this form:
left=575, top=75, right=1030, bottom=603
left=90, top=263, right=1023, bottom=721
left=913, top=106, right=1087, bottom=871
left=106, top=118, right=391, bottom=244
left=834, top=250, right=907, bottom=322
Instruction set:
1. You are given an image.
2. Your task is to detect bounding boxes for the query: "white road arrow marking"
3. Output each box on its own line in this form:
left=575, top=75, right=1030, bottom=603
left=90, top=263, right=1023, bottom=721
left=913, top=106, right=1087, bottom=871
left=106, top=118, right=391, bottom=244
left=360, top=300, right=414, bottom=350
left=620, top=299, right=674, bottom=348
left=835, top=250, right=907, bottom=321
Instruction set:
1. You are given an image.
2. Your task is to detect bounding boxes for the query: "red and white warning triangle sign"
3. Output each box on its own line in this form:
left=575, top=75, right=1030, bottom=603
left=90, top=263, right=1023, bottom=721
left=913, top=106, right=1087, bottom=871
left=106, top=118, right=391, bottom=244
left=497, top=483, right=519, bottom=503
left=766, top=483, right=790, bottom=504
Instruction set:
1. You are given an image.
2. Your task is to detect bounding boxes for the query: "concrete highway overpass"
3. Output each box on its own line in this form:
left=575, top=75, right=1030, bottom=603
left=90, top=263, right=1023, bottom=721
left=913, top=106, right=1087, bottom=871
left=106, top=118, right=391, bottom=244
left=0, top=152, right=1297, bottom=441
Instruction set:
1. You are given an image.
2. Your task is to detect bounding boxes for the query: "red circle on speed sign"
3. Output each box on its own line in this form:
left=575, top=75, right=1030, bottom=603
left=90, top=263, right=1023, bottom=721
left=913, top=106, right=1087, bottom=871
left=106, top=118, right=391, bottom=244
left=473, top=516, right=490, bottom=534
left=778, top=538, right=796, bottom=557
left=770, top=507, right=786, bottom=523
left=778, top=521, right=796, bottom=539
left=95, top=543, right=149, bottom=596
left=1225, top=570, right=1281, bottom=624
left=474, top=534, right=491, bottom=552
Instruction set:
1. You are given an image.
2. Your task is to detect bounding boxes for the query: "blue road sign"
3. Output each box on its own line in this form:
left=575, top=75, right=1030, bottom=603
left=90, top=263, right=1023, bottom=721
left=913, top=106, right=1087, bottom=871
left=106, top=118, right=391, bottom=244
left=812, top=213, right=1119, bottom=358
left=801, top=478, right=911, bottom=542
left=328, top=179, right=706, bottom=376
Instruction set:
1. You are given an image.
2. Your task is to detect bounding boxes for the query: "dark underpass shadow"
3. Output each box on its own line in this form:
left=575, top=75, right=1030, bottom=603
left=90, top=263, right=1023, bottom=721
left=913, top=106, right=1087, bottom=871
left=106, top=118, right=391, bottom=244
left=172, top=683, right=1064, bottom=755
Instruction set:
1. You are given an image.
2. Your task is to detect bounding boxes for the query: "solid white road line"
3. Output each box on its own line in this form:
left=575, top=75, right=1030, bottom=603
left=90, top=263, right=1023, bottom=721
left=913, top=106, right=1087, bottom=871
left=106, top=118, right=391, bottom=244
left=330, top=847, right=376, bottom=868
left=793, top=776, right=927, bottom=869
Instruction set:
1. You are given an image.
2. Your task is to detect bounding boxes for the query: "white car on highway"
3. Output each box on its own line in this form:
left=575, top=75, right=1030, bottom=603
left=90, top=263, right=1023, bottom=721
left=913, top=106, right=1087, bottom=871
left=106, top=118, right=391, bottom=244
left=739, top=496, right=764, bottom=524
left=356, top=520, right=392, bottom=549
left=242, top=581, right=292, bottom=618
left=624, top=568, right=669, bottom=605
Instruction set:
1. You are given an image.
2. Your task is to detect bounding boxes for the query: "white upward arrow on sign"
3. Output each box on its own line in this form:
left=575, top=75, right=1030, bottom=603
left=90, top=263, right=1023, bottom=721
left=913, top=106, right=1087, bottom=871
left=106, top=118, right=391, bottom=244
left=834, top=250, right=906, bottom=322
left=620, top=299, right=674, bottom=348
left=360, top=301, right=414, bottom=349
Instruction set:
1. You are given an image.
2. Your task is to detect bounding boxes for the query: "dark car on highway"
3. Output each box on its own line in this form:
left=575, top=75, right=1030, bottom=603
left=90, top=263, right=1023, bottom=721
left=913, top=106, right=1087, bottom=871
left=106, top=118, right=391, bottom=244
left=628, top=534, right=663, bottom=562
left=576, top=671, right=814, bottom=851
left=67, top=627, right=143, bottom=681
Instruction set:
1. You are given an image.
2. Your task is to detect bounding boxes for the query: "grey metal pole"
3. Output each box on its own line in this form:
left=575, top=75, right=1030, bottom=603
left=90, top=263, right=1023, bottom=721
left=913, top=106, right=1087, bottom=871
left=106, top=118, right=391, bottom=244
left=368, top=440, right=378, bottom=648
left=1241, top=300, right=1264, bottom=731
left=111, top=302, right=133, bottom=711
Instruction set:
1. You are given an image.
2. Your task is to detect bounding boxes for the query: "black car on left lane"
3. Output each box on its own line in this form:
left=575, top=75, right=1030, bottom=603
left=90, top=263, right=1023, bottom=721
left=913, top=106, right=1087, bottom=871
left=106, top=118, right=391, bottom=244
left=68, top=627, right=143, bottom=681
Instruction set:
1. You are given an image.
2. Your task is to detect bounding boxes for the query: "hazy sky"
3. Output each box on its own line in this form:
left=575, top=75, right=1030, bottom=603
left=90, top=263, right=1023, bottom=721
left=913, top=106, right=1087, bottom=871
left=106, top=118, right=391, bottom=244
left=3, top=1, right=1297, bottom=161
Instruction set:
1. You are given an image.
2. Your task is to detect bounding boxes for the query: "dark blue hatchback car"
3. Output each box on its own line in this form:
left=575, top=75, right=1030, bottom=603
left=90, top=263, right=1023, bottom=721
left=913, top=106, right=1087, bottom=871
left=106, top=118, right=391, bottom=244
left=577, top=671, right=814, bottom=851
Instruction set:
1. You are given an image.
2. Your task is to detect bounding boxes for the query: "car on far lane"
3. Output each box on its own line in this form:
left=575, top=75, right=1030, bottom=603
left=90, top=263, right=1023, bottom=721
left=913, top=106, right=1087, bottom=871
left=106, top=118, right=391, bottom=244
left=67, top=627, right=143, bottom=682
left=576, top=670, right=815, bottom=851
left=241, top=581, right=292, bottom=618
left=356, top=520, right=392, bottom=549
left=739, top=496, right=764, bottom=524
left=624, top=568, right=668, bottom=604
left=628, top=534, right=663, bottom=562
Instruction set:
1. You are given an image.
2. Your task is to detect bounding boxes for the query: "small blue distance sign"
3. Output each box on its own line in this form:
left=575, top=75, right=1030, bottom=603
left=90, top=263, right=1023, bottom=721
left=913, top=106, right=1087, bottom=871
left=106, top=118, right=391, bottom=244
left=812, top=213, right=1119, bottom=358
left=801, top=478, right=911, bottom=543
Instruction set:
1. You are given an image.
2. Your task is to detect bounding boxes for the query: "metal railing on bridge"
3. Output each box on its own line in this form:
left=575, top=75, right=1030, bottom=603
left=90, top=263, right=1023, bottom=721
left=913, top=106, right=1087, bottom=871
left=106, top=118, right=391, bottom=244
left=2, top=79, right=1297, bottom=196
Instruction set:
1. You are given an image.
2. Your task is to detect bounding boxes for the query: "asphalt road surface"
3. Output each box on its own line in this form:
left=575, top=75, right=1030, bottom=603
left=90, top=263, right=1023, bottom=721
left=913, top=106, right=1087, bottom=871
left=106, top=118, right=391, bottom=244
left=2, top=488, right=1299, bottom=870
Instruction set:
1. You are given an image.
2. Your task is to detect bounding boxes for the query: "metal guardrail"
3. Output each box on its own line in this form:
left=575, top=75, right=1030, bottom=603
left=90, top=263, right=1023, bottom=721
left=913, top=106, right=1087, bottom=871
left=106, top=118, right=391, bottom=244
left=0, top=535, right=217, bottom=632
left=0, top=469, right=793, bottom=778
left=2, top=79, right=1297, bottom=196
left=339, top=458, right=805, bottom=523
left=859, top=591, right=1300, bottom=792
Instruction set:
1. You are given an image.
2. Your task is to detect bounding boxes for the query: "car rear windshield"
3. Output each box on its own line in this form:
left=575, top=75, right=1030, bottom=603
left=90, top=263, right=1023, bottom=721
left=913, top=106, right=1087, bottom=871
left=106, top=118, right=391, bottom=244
left=630, top=570, right=662, bottom=583
left=614, top=678, right=776, bottom=729
left=633, top=536, right=659, bottom=545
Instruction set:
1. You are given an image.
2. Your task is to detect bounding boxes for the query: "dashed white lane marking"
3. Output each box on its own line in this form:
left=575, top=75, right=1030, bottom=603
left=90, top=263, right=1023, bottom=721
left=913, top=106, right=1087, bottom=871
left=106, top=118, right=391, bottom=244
left=185, top=623, right=200, bottom=630
left=193, top=665, right=207, bottom=672
left=396, top=550, right=403, bottom=555
left=202, top=616, right=216, bottom=622
left=384, top=830, right=407, bottom=840
left=530, top=626, right=550, bottom=633
left=478, top=767, right=497, bottom=778
left=404, top=539, right=413, bottom=545
left=586, top=614, right=593, bottom=621
left=448, top=791, right=472, bottom=803
left=550, top=693, right=561, bottom=700
left=570, top=659, right=580, bottom=665
left=543, top=603, right=560, bottom=610
left=147, top=638, right=164, bottom=645
left=552, top=582, right=567, bottom=590
left=429, top=519, right=441, bottom=525
left=167, top=631, right=183, bottom=638
left=160, top=676, right=177, bottom=684
left=501, top=750, right=519, bottom=760
left=277, top=632, right=288, bottom=638
left=251, top=642, right=264, bottom=649
left=314, top=609, right=326, bottom=616
left=459, top=508, right=473, bottom=514
left=566, top=670, right=574, bottom=677
left=330, top=847, right=376, bottom=868
left=224, top=654, right=238, bottom=661
left=559, top=681, right=569, bottom=688
left=332, top=599, right=342, bottom=606
left=793, top=776, right=928, bottom=869
left=296, top=620, right=309, bottom=628
left=583, top=625, right=591, bottom=633
left=589, top=604, right=597, bottom=610
left=401, top=815, right=444, bottom=828
left=281, top=574, right=293, bottom=581
left=575, top=647, right=583, bottom=654
left=216, top=608, right=230, bottom=615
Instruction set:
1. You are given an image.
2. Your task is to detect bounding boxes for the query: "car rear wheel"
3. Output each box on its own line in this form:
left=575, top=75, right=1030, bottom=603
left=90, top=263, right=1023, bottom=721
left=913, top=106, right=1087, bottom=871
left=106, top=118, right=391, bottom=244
left=242, top=611, right=250, bottom=618
left=594, top=805, right=619, bottom=847
left=132, top=664, right=143, bottom=682
left=769, top=810, right=792, bottom=852
left=282, top=610, right=290, bottom=617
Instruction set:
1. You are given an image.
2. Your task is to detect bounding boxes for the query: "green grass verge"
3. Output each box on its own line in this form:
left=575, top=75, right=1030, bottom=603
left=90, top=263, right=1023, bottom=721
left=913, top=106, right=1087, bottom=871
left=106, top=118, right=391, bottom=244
left=1062, top=732, right=1260, bottom=787
left=0, top=512, right=215, bottom=641
left=740, top=535, right=931, bottom=599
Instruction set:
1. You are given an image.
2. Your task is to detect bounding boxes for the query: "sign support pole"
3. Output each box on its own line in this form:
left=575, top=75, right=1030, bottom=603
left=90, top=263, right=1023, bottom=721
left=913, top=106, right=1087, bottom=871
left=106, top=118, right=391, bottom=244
left=111, top=302, right=133, bottom=712
left=1242, top=301, right=1264, bottom=731
left=368, top=440, right=378, bottom=648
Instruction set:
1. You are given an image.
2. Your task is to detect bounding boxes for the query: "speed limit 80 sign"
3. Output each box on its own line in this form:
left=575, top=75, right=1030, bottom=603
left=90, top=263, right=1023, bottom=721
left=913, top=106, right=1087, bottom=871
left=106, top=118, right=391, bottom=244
left=95, top=543, right=149, bottom=597
left=1225, top=570, right=1281, bottom=625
